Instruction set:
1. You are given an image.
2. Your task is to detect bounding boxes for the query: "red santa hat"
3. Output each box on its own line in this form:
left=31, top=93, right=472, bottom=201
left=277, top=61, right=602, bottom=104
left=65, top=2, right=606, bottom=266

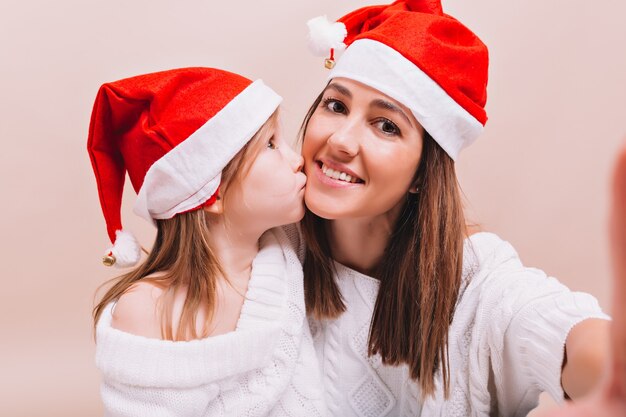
left=307, top=0, right=488, bottom=160
left=87, top=67, right=281, bottom=267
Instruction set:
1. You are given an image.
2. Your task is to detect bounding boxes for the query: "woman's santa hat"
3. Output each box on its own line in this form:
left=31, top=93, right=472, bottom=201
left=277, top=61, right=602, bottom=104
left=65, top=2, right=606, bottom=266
left=307, top=0, right=489, bottom=160
left=87, top=67, right=281, bottom=267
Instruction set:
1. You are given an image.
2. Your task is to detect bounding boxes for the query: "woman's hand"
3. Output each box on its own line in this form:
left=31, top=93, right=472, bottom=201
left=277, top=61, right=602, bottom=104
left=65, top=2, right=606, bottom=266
left=539, top=142, right=626, bottom=416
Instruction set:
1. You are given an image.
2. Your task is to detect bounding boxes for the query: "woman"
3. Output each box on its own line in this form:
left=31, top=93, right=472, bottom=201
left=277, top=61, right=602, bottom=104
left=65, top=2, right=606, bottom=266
left=298, top=1, right=624, bottom=415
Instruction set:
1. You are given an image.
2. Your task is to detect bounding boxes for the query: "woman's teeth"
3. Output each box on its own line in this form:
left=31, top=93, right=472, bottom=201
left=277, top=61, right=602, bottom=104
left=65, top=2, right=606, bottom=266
left=321, top=163, right=360, bottom=183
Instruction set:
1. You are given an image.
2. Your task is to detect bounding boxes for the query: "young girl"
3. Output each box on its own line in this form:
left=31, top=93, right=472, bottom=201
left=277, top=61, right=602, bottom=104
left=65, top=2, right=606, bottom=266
left=299, top=1, right=625, bottom=416
left=89, top=67, right=325, bottom=416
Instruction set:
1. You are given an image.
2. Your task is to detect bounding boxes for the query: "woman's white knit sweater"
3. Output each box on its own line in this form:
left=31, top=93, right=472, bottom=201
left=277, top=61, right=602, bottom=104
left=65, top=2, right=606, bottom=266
left=291, top=230, right=610, bottom=417
left=95, top=228, right=327, bottom=417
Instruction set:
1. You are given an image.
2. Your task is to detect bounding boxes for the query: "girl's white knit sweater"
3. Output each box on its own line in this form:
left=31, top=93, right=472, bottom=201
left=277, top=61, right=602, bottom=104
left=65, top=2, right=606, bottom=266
left=298, top=231, right=610, bottom=417
left=95, top=228, right=327, bottom=417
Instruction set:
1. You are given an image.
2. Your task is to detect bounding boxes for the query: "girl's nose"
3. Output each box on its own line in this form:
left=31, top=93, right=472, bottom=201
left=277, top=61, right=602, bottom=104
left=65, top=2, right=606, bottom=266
left=284, top=145, right=304, bottom=172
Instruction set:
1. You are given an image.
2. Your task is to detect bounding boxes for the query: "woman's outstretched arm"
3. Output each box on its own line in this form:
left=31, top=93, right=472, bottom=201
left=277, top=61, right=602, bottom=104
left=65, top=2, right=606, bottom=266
left=562, top=318, right=610, bottom=398
left=541, top=142, right=626, bottom=416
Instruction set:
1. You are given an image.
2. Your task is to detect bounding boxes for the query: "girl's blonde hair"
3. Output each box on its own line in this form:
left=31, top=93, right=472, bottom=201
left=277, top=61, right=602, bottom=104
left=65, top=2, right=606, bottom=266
left=93, top=111, right=278, bottom=341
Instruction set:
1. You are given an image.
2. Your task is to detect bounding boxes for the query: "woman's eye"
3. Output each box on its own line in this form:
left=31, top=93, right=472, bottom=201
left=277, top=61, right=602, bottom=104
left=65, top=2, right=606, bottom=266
left=375, top=119, right=401, bottom=136
left=322, top=98, right=347, bottom=114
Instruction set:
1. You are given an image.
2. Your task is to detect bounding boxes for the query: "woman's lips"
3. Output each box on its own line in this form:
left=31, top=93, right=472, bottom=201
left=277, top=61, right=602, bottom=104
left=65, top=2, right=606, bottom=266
left=317, top=159, right=364, bottom=183
left=312, top=161, right=364, bottom=189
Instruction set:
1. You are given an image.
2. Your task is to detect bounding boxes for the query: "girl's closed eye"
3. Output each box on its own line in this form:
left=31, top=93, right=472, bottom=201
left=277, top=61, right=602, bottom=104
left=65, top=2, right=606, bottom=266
left=321, top=97, right=347, bottom=114
left=267, top=137, right=278, bottom=150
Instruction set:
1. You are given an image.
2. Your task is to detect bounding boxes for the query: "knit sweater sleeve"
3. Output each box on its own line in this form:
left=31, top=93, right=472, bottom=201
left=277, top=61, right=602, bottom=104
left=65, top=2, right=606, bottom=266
left=100, top=378, right=218, bottom=417
left=466, top=234, right=610, bottom=416
left=96, top=302, right=281, bottom=417
left=96, top=303, right=219, bottom=417
left=499, top=272, right=608, bottom=410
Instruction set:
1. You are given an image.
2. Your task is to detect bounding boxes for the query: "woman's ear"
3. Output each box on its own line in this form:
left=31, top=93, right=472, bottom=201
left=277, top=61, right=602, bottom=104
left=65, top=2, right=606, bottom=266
left=408, top=181, right=420, bottom=194
left=203, top=195, right=224, bottom=215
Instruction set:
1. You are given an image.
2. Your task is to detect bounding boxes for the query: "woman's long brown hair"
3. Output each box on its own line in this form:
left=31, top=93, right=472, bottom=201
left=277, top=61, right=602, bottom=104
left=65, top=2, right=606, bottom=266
left=93, top=111, right=278, bottom=341
left=300, top=94, right=465, bottom=398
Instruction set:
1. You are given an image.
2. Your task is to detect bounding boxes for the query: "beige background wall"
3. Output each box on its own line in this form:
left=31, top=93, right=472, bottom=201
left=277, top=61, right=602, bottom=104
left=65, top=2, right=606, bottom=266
left=0, top=1, right=624, bottom=415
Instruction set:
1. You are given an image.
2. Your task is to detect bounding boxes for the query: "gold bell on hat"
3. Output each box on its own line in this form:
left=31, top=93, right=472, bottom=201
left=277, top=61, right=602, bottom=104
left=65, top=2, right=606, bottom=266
left=324, top=48, right=336, bottom=69
left=102, top=252, right=116, bottom=267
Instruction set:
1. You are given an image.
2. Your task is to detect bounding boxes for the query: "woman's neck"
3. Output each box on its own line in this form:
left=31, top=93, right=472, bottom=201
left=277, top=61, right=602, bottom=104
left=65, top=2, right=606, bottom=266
left=328, top=207, right=402, bottom=276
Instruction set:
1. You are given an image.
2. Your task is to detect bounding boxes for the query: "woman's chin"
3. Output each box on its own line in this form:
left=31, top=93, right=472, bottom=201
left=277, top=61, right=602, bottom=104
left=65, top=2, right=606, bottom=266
left=305, top=190, right=341, bottom=219
left=304, top=201, right=345, bottom=220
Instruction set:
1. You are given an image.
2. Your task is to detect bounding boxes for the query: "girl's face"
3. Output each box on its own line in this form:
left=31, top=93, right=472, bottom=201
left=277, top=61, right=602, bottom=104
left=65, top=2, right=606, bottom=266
left=302, top=78, right=424, bottom=220
left=226, top=125, right=307, bottom=233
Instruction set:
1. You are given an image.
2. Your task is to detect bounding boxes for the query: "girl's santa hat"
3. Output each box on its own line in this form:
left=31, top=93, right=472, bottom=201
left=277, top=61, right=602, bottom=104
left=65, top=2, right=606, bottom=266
left=87, top=67, right=281, bottom=267
left=307, top=0, right=489, bottom=160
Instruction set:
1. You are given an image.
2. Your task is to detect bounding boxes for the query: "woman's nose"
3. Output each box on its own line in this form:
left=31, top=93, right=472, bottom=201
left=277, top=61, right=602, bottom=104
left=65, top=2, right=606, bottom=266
left=327, top=122, right=359, bottom=158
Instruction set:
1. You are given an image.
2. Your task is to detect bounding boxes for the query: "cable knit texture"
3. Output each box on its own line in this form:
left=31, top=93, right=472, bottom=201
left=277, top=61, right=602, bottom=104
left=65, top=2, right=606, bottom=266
left=96, top=228, right=326, bottom=417
left=291, top=229, right=610, bottom=417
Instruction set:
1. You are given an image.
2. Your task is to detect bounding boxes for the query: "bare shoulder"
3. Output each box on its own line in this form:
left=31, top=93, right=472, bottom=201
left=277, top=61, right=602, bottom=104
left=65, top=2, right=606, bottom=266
left=111, top=280, right=165, bottom=339
left=466, top=223, right=483, bottom=236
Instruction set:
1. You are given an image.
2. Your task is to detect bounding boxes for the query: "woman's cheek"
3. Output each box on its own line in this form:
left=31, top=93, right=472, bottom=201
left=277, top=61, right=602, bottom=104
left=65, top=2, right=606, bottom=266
left=303, top=118, right=328, bottom=155
left=301, top=139, right=314, bottom=164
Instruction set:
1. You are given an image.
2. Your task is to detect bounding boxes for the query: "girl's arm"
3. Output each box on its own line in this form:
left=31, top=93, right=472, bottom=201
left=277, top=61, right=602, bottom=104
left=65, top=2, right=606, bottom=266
left=110, top=281, right=164, bottom=338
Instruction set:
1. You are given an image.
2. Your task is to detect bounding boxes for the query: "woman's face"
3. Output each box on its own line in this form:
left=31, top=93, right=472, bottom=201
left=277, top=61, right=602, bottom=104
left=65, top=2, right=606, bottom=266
left=302, top=78, right=424, bottom=220
left=226, top=125, right=307, bottom=233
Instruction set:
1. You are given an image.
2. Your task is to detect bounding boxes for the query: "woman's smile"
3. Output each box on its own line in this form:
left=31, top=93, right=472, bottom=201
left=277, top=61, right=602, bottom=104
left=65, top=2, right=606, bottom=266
left=312, top=158, right=365, bottom=189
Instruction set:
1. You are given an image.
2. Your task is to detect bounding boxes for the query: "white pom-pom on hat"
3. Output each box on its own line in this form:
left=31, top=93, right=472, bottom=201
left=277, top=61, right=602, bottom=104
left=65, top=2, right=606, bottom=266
left=104, top=230, right=141, bottom=268
left=307, top=15, right=347, bottom=56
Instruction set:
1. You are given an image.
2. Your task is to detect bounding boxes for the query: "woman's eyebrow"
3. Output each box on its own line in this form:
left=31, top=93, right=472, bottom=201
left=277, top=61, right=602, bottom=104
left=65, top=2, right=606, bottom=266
left=325, top=83, right=352, bottom=98
left=371, top=99, right=413, bottom=127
